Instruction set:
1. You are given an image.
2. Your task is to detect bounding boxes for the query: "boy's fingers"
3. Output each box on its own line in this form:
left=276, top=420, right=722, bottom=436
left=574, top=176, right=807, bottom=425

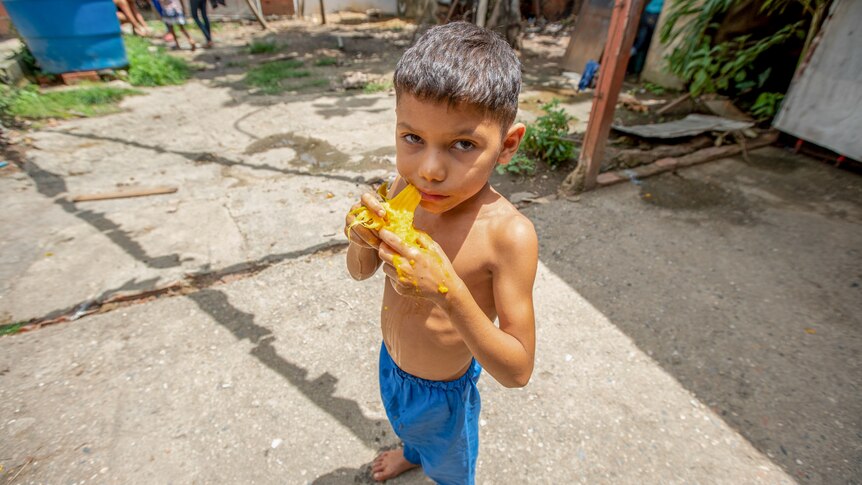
left=379, top=229, right=405, bottom=253
left=381, top=263, right=400, bottom=284
left=380, top=230, right=422, bottom=261
left=377, top=242, right=396, bottom=264
left=360, top=192, right=386, bottom=217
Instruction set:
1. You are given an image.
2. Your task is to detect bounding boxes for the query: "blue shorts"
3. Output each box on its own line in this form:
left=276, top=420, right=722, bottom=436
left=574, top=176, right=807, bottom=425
left=379, top=343, right=482, bottom=485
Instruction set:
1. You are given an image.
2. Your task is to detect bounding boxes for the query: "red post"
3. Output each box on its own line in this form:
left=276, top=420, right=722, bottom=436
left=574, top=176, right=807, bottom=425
left=561, top=0, right=645, bottom=194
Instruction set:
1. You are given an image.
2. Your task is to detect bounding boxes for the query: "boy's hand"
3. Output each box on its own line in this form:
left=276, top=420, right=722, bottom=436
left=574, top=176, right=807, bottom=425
left=344, top=192, right=387, bottom=249
left=377, top=229, right=459, bottom=305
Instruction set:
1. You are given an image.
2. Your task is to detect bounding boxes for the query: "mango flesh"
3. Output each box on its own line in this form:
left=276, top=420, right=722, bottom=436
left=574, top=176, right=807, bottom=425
left=349, top=183, right=448, bottom=293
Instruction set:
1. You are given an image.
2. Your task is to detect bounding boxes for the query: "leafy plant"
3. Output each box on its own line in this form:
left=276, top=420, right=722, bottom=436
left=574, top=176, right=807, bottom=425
left=498, top=152, right=536, bottom=175
left=363, top=80, right=393, bottom=94
left=750, top=92, right=784, bottom=120
left=661, top=0, right=813, bottom=98
left=642, top=82, right=667, bottom=96
left=124, top=35, right=190, bottom=86
left=497, top=99, right=575, bottom=175
left=315, top=56, right=338, bottom=67
left=667, top=23, right=803, bottom=97
left=0, top=322, right=24, bottom=336
left=248, top=39, right=279, bottom=54
left=0, top=84, right=141, bottom=120
left=245, top=60, right=310, bottom=94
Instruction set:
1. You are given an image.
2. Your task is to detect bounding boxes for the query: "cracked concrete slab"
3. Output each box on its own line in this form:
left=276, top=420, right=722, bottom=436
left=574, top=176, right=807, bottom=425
left=0, top=251, right=792, bottom=484
left=0, top=83, right=398, bottom=322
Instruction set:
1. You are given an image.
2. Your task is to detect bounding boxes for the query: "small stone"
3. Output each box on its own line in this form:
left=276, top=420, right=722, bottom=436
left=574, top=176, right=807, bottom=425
left=271, top=438, right=283, bottom=449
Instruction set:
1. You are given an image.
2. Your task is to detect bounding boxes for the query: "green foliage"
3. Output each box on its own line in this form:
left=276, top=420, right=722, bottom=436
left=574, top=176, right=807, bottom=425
left=642, top=82, right=667, bottom=95
left=124, top=36, right=190, bottom=86
left=248, top=39, right=279, bottom=54
left=16, top=44, right=39, bottom=74
left=0, top=322, right=23, bottom=336
left=667, top=22, right=803, bottom=97
left=245, top=60, right=311, bottom=94
left=0, top=85, right=141, bottom=119
left=750, top=92, right=784, bottom=120
left=497, top=152, right=536, bottom=175
left=363, top=80, right=393, bottom=94
left=315, top=56, right=339, bottom=67
left=661, top=0, right=813, bottom=98
left=497, top=99, right=575, bottom=175
left=0, top=84, right=141, bottom=120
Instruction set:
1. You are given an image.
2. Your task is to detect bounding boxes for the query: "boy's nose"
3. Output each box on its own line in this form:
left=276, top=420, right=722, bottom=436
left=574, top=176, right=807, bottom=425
left=418, top=150, right=446, bottom=182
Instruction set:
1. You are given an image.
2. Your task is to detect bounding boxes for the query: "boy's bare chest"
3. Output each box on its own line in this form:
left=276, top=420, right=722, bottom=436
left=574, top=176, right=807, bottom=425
left=423, top=219, right=494, bottom=288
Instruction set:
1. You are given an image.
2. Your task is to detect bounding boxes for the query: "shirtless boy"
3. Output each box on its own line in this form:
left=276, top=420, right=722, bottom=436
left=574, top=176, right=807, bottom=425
left=345, top=22, right=538, bottom=484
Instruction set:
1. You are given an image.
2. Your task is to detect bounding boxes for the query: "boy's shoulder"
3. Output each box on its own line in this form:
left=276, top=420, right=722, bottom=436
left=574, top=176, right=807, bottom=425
left=476, top=192, right=538, bottom=262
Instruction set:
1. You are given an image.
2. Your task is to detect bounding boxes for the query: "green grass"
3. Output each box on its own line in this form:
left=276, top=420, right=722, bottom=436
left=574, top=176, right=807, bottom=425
left=315, top=56, right=338, bottom=67
left=363, top=80, right=393, bottom=94
left=0, top=322, right=24, bottom=336
left=248, top=39, right=279, bottom=54
left=642, top=82, right=667, bottom=96
left=124, top=35, right=190, bottom=86
left=245, top=60, right=312, bottom=94
left=0, top=84, right=142, bottom=120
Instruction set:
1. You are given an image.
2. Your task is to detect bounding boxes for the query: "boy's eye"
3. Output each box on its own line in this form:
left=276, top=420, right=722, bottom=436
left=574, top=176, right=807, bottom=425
left=403, top=134, right=422, bottom=144
left=453, top=140, right=475, bottom=151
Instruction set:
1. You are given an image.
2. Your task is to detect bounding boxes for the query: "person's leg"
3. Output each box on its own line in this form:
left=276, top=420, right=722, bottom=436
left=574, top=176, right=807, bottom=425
left=178, top=25, right=196, bottom=50
left=374, top=344, right=421, bottom=481
left=167, top=24, right=180, bottom=49
left=200, top=2, right=213, bottom=46
left=189, top=0, right=210, bottom=43
left=114, top=0, right=147, bottom=35
left=376, top=343, right=482, bottom=484
left=371, top=447, right=419, bottom=481
left=193, top=0, right=213, bottom=44
left=127, top=0, right=151, bottom=35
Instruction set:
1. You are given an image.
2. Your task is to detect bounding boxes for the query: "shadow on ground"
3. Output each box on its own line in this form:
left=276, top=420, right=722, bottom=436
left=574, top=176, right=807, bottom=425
left=526, top=149, right=862, bottom=484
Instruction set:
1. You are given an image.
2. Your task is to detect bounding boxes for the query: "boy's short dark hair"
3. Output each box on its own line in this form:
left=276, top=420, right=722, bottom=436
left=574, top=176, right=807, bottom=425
left=393, top=22, right=522, bottom=128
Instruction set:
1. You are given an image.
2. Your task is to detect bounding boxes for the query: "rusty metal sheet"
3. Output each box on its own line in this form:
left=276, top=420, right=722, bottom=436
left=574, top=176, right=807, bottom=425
left=612, top=114, right=754, bottom=139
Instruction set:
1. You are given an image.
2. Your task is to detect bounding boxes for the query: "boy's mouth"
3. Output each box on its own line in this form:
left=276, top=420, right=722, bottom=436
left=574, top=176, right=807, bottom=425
left=418, top=190, right=448, bottom=202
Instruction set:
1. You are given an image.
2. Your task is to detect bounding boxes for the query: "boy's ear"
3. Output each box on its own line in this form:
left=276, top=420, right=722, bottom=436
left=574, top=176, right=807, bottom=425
left=497, top=122, right=526, bottom=166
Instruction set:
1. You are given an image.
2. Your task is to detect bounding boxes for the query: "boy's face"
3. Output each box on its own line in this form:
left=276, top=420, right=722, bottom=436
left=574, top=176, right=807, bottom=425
left=395, top=94, right=525, bottom=214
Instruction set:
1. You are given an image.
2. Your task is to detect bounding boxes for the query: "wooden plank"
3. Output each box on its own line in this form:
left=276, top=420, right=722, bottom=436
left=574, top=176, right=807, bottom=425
left=561, top=0, right=615, bottom=73
left=72, top=187, right=178, bottom=202
left=561, top=0, right=645, bottom=194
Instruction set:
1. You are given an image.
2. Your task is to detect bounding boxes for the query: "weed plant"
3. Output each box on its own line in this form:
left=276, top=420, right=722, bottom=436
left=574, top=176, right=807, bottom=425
left=0, top=84, right=141, bottom=120
left=124, top=35, right=190, bottom=86
left=498, top=99, right=575, bottom=176
left=245, top=60, right=311, bottom=94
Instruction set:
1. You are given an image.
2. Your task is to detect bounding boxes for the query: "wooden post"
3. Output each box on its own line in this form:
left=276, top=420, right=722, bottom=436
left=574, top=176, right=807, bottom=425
left=475, top=0, right=489, bottom=27
left=319, top=0, right=326, bottom=24
left=244, top=0, right=271, bottom=29
left=560, top=0, right=645, bottom=195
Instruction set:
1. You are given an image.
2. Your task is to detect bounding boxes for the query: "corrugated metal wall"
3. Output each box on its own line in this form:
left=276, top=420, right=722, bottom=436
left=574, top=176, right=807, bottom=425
left=773, top=0, right=862, bottom=160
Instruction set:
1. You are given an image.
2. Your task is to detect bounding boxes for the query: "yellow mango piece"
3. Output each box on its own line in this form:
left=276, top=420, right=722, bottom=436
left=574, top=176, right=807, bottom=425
left=349, top=183, right=425, bottom=248
left=349, top=183, right=449, bottom=294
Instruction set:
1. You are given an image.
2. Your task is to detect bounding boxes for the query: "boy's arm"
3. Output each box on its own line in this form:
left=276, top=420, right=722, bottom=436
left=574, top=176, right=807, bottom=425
left=346, top=242, right=382, bottom=280
left=377, top=216, right=538, bottom=388
left=344, top=191, right=389, bottom=280
left=442, top=217, right=537, bottom=387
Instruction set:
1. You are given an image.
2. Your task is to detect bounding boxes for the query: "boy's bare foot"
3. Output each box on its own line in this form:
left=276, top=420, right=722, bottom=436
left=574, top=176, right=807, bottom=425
left=372, top=448, right=418, bottom=481
left=190, top=42, right=197, bottom=52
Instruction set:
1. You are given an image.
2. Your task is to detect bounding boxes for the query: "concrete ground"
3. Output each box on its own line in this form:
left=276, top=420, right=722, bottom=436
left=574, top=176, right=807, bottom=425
left=1, top=19, right=860, bottom=485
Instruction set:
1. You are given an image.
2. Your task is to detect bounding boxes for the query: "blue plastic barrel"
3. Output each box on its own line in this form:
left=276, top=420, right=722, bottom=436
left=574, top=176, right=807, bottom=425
left=2, top=0, right=128, bottom=74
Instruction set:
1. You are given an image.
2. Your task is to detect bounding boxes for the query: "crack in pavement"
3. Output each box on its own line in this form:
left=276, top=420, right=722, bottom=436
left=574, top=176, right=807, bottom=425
left=5, top=241, right=349, bottom=333
left=45, top=129, right=369, bottom=184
